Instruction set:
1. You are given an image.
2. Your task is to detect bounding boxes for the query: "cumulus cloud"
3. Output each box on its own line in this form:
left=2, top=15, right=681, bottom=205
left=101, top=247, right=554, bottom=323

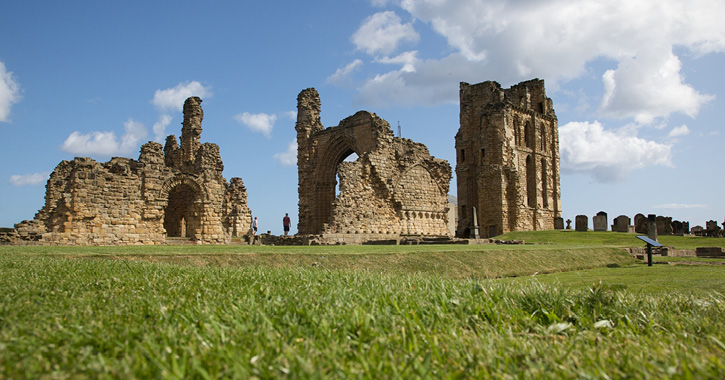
left=327, top=59, right=364, bottom=85
left=600, top=48, right=714, bottom=123
left=61, top=119, right=148, bottom=156
left=151, top=81, right=211, bottom=142
left=152, top=81, right=212, bottom=112
left=352, top=11, right=419, bottom=55
left=559, top=121, right=672, bottom=182
left=668, top=125, right=690, bottom=138
left=346, top=0, right=724, bottom=120
left=9, top=171, right=50, bottom=186
left=152, top=114, right=172, bottom=143
left=285, top=110, right=297, bottom=120
left=0, top=62, right=21, bottom=122
left=274, top=140, right=297, bottom=166
left=234, top=112, right=277, bottom=138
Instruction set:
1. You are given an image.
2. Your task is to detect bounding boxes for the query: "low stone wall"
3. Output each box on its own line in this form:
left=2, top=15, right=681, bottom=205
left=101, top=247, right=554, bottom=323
left=696, top=247, right=725, bottom=257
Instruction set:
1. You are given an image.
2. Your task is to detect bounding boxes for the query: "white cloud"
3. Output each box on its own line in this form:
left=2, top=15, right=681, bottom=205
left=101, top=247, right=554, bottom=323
left=61, top=119, right=148, bottom=157
left=9, top=171, right=50, bottom=186
left=653, top=203, right=707, bottom=209
left=0, top=62, right=21, bottom=122
left=559, top=121, right=672, bottom=183
left=352, top=11, right=419, bottom=55
left=327, top=59, right=363, bottom=85
left=274, top=140, right=297, bottom=166
left=375, top=51, right=419, bottom=72
left=356, top=53, right=479, bottom=106
left=668, top=125, right=690, bottom=138
left=600, top=48, right=713, bottom=123
left=347, top=0, right=725, bottom=121
left=152, top=114, right=172, bottom=143
left=285, top=110, right=297, bottom=120
left=234, top=112, right=277, bottom=138
left=152, top=81, right=212, bottom=112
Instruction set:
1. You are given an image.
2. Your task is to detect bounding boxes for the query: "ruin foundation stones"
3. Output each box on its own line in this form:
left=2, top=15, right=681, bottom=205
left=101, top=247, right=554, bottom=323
left=4, top=97, right=252, bottom=245
left=455, top=79, right=562, bottom=238
left=295, top=88, right=452, bottom=243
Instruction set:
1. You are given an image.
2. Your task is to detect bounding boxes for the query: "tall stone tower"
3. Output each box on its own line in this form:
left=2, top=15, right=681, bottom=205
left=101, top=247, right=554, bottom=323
left=180, top=96, right=203, bottom=163
left=455, top=79, right=561, bottom=238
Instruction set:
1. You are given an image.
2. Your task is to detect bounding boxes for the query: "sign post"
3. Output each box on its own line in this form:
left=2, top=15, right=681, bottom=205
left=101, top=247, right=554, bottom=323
left=636, top=235, right=663, bottom=267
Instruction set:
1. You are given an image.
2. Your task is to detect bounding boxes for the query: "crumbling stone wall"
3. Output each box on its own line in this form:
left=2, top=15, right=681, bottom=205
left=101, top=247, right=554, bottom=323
left=8, top=97, right=252, bottom=245
left=455, top=79, right=562, bottom=238
left=295, top=88, right=452, bottom=238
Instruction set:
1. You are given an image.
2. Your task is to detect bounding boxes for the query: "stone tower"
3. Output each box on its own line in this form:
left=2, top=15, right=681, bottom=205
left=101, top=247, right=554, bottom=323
left=180, top=96, right=203, bottom=163
left=455, top=79, right=561, bottom=238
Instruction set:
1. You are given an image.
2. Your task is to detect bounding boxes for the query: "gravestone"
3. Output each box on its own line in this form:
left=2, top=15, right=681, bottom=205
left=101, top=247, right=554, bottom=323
left=554, top=217, right=564, bottom=230
left=592, top=211, right=608, bottom=231
left=575, top=215, right=588, bottom=232
left=566, top=219, right=572, bottom=230
left=612, top=215, right=630, bottom=233
left=671, top=220, right=684, bottom=236
left=656, top=216, right=673, bottom=235
left=634, top=213, right=647, bottom=234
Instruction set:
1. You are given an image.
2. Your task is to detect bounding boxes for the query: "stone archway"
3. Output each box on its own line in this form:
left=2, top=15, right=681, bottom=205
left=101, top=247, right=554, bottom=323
left=161, top=175, right=205, bottom=239
left=164, top=183, right=201, bottom=238
left=295, top=88, right=452, bottom=238
left=296, top=105, right=382, bottom=234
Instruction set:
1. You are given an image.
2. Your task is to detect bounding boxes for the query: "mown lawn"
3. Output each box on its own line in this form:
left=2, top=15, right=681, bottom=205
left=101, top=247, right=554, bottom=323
left=0, top=241, right=724, bottom=378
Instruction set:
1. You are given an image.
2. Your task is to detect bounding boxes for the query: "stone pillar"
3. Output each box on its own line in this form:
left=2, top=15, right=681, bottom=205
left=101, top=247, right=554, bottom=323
left=470, top=206, right=480, bottom=239
left=180, top=97, right=203, bottom=163
left=575, top=215, right=588, bottom=232
left=647, top=214, right=657, bottom=242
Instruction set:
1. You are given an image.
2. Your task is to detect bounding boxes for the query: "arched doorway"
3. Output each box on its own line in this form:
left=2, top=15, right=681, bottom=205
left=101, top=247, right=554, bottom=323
left=164, top=183, right=201, bottom=238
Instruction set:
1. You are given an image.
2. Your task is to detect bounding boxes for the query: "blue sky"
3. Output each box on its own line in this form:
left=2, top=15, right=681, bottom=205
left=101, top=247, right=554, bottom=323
left=1, top=0, right=724, bottom=234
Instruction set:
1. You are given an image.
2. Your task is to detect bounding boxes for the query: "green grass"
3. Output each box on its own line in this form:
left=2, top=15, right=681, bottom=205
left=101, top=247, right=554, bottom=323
left=0, top=254, right=723, bottom=379
left=1, top=235, right=724, bottom=378
left=0, top=244, right=636, bottom=280
left=498, top=230, right=725, bottom=250
left=504, top=264, right=725, bottom=295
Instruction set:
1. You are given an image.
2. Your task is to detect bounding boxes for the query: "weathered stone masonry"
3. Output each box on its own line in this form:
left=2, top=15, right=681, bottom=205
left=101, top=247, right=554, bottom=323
left=455, top=79, right=561, bottom=238
left=296, top=88, right=452, bottom=241
left=7, top=97, right=252, bottom=245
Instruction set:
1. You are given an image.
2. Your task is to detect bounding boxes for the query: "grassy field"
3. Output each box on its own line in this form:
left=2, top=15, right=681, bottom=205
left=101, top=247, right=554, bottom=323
left=1, top=232, right=724, bottom=378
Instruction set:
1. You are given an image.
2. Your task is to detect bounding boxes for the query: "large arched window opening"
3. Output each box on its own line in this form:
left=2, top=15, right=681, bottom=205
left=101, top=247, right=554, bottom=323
left=541, top=158, right=548, bottom=208
left=526, top=155, right=536, bottom=208
left=335, top=152, right=359, bottom=197
left=164, top=183, right=201, bottom=238
left=525, top=121, right=534, bottom=149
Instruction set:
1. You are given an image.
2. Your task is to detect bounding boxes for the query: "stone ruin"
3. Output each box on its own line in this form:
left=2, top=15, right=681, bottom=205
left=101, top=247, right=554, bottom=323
left=455, top=79, right=561, bottom=238
left=2, top=97, right=252, bottom=245
left=295, top=88, right=452, bottom=243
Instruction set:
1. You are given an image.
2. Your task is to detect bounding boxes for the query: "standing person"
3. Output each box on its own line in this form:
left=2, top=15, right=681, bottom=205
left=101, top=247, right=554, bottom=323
left=252, top=217, right=258, bottom=236
left=283, top=213, right=291, bottom=236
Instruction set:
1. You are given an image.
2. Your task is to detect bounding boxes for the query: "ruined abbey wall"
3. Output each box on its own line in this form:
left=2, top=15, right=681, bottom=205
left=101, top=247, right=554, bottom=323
left=7, top=97, right=252, bottom=245
left=455, top=79, right=561, bottom=238
left=296, top=88, right=452, bottom=240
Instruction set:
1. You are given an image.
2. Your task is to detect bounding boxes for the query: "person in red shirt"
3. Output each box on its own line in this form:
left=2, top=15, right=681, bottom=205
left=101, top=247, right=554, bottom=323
left=283, top=213, right=291, bottom=236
